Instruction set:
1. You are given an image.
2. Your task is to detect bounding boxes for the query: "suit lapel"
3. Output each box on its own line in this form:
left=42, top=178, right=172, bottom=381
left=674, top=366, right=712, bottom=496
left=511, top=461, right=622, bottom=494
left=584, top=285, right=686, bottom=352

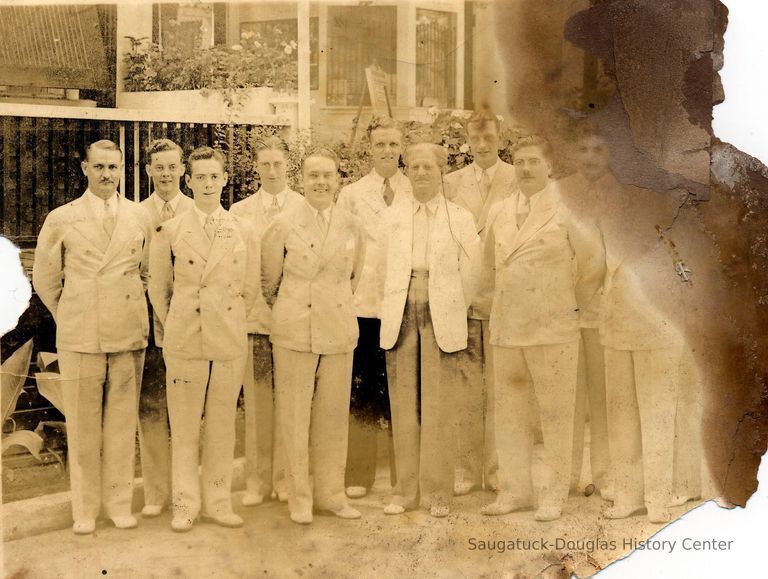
left=319, top=207, right=345, bottom=265
left=100, top=197, right=137, bottom=269
left=501, top=187, right=558, bottom=261
left=202, top=211, right=235, bottom=281
left=71, top=195, right=111, bottom=254
left=477, top=163, right=514, bottom=233
left=428, top=199, right=450, bottom=271
left=293, top=202, right=323, bottom=258
left=180, top=211, right=211, bottom=262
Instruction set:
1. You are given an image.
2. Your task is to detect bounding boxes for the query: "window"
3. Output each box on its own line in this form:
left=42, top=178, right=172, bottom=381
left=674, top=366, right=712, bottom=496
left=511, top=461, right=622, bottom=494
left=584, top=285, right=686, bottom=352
left=240, top=18, right=319, bottom=90
left=152, top=3, right=226, bottom=55
left=326, top=6, right=397, bottom=107
left=416, top=9, right=456, bottom=108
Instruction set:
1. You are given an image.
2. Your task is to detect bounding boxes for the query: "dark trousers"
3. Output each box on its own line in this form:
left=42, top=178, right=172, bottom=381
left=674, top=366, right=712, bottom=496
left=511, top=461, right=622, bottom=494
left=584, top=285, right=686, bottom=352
left=345, top=317, right=395, bottom=489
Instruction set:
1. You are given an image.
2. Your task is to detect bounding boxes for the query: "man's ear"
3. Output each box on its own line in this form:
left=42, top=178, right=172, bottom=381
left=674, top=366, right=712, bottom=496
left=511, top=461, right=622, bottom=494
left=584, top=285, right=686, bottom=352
left=184, top=174, right=191, bottom=188
left=222, top=172, right=229, bottom=187
left=81, top=161, right=88, bottom=176
left=145, top=164, right=152, bottom=178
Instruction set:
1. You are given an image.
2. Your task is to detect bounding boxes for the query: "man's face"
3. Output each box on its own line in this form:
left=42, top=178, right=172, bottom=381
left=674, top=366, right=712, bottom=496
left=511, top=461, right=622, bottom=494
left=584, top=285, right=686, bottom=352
left=467, top=122, right=500, bottom=169
left=302, top=156, right=339, bottom=210
left=185, top=158, right=228, bottom=212
left=145, top=149, right=185, bottom=199
left=513, top=145, right=551, bottom=197
left=256, top=148, right=288, bottom=194
left=369, top=128, right=403, bottom=178
left=81, top=148, right=123, bottom=199
left=406, top=151, right=442, bottom=203
left=575, top=135, right=611, bottom=182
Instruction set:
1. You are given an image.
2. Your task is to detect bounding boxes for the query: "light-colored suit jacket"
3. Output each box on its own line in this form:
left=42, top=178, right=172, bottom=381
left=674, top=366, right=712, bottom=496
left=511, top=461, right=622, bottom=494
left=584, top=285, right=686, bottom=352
left=141, top=192, right=195, bottom=346
left=33, top=192, right=152, bottom=353
left=148, top=208, right=259, bottom=361
left=336, top=170, right=412, bottom=319
left=229, top=187, right=304, bottom=335
left=486, top=183, right=604, bottom=348
left=379, top=195, right=481, bottom=354
left=261, top=200, right=366, bottom=355
left=443, top=160, right=516, bottom=319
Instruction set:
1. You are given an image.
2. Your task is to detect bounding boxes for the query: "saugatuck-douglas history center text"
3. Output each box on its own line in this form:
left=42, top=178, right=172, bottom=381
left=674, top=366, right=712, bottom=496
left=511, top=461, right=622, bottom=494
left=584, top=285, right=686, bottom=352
left=466, top=537, right=735, bottom=554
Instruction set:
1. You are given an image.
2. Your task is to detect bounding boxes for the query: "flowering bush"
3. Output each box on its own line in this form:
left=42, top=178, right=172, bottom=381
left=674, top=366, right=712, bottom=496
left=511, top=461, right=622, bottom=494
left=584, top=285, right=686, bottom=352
left=123, top=25, right=298, bottom=94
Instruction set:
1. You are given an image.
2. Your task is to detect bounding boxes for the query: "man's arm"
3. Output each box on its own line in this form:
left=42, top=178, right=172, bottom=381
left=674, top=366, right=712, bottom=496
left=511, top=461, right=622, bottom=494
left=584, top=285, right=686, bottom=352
left=350, top=216, right=367, bottom=295
left=147, top=224, right=174, bottom=325
left=241, top=222, right=261, bottom=316
left=32, top=214, right=64, bottom=321
left=138, top=208, right=152, bottom=292
left=260, top=219, right=287, bottom=307
left=566, top=208, right=606, bottom=312
left=457, top=209, right=482, bottom=308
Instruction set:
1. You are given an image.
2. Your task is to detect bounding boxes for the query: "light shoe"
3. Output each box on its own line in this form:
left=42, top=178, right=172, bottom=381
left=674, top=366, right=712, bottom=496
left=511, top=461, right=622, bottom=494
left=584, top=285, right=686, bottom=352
left=667, top=494, right=700, bottom=507
left=111, top=515, right=138, bottom=529
left=345, top=486, right=368, bottom=499
left=534, top=505, right=562, bottom=522
left=171, top=516, right=196, bottom=533
left=242, top=492, right=265, bottom=507
left=604, top=504, right=645, bottom=519
left=481, top=499, right=532, bottom=516
left=647, top=507, right=672, bottom=524
left=329, top=505, right=361, bottom=520
left=72, top=519, right=96, bottom=535
left=290, top=510, right=313, bottom=525
left=202, top=513, right=244, bottom=528
left=384, top=503, right=405, bottom=515
left=429, top=505, right=450, bottom=518
left=141, top=504, right=164, bottom=518
left=453, top=481, right=478, bottom=496
left=600, top=485, right=615, bottom=502
left=275, top=488, right=289, bottom=503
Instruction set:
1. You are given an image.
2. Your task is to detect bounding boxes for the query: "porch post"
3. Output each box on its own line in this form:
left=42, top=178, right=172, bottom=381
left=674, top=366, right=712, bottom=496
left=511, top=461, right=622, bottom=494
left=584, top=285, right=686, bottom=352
left=297, top=0, right=311, bottom=132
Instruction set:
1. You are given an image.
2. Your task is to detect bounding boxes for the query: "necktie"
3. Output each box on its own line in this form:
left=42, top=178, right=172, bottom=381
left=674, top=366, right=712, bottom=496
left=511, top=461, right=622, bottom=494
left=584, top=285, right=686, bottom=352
left=479, top=170, right=491, bottom=201
left=160, top=200, right=175, bottom=222
left=382, top=178, right=395, bottom=207
left=266, top=194, right=280, bottom=219
left=516, top=195, right=530, bottom=229
left=103, top=198, right=116, bottom=238
left=316, top=210, right=329, bottom=237
left=204, top=214, right=216, bottom=242
left=413, top=204, right=430, bottom=270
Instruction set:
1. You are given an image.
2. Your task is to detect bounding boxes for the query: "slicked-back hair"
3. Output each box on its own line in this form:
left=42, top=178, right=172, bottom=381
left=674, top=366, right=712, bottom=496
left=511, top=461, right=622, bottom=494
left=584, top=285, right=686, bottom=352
left=187, top=146, right=227, bottom=173
left=366, top=115, right=402, bottom=140
left=85, top=139, right=123, bottom=162
left=511, top=135, right=554, bottom=163
left=302, top=147, right=340, bottom=172
left=465, top=110, right=501, bottom=135
left=403, top=142, right=448, bottom=170
left=255, top=135, right=289, bottom=160
left=145, top=138, right=183, bottom=165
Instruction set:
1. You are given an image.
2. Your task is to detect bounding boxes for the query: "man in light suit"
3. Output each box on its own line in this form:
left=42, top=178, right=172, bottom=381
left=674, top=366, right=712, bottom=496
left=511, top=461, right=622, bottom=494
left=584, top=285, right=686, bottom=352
left=230, top=136, right=304, bottom=506
left=483, top=135, right=604, bottom=522
left=261, top=148, right=366, bottom=525
left=443, top=110, right=515, bottom=496
left=336, top=116, right=411, bottom=499
left=138, top=138, right=195, bottom=518
left=148, top=146, right=259, bottom=532
left=380, top=142, right=481, bottom=518
left=33, top=139, right=152, bottom=534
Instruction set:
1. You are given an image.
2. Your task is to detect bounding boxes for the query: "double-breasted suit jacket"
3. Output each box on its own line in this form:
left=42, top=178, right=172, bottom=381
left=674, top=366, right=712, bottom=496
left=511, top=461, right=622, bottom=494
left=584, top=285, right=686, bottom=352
left=229, top=188, right=304, bottom=335
left=261, top=200, right=366, bottom=355
left=336, top=170, right=412, bottom=319
left=379, top=196, right=481, bottom=354
left=140, top=193, right=195, bottom=347
left=487, top=184, right=604, bottom=348
left=148, top=209, right=260, bottom=361
left=443, top=161, right=516, bottom=319
left=33, top=192, right=152, bottom=353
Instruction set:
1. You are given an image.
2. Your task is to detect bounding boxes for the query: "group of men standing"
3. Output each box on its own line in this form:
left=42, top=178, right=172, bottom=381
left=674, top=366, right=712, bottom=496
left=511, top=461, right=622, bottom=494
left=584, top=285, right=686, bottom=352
left=31, top=109, right=704, bottom=534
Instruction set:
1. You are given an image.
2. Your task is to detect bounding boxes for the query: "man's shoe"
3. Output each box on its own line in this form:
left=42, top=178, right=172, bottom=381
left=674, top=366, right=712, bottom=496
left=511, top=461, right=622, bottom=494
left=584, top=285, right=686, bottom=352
left=481, top=500, right=531, bottom=516
left=453, top=481, right=478, bottom=496
left=600, top=485, right=615, bottom=502
left=242, top=492, right=265, bottom=507
left=275, top=488, right=289, bottom=502
left=290, top=510, right=313, bottom=525
left=330, top=505, right=362, bottom=520
left=111, top=515, right=138, bottom=529
left=72, top=519, right=96, bottom=535
left=604, top=504, right=645, bottom=519
left=202, top=513, right=244, bottom=528
left=667, top=494, right=700, bottom=507
left=171, top=516, right=196, bottom=533
left=429, top=505, right=450, bottom=518
left=345, top=486, right=368, bottom=499
left=141, top=504, right=164, bottom=518
left=647, top=507, right=672, bottom=524
left=384, top=503, right=405, bottom=515
left=534, top=505, right=562, bottom=522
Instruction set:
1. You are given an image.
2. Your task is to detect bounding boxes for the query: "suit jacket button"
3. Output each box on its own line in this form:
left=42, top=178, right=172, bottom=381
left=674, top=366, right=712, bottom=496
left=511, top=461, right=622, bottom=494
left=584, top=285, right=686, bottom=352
left=196, top=308, right=200, bottom=313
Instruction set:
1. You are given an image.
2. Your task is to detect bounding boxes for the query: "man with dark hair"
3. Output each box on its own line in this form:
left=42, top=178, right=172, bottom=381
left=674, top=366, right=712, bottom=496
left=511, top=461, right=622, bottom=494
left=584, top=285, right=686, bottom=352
left=138, top=138, right=195, bottom=518
left=336, top=116, right=411, bottom=499
left=230, top=134, right=304, bottom=506
left=483, top=135, right=604, bottom=522
left=148, top=146, right=260, bottom=532
left=262, top=148, right=366, bottom=524
left=33, top=139, right=152, bottom=534
left=443, top=110, right=515, bottom=496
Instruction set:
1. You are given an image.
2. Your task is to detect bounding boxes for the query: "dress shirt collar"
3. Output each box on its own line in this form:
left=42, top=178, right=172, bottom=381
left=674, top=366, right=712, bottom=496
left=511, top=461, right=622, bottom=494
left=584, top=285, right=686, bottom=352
left=412, top=193, right=441, bottom=216
left=194, top=204, right=224, bottom=229
left=151, top=190, right=184, bottom=214
left=517, top=182, right=548, bottom=213
left=85, top=188, right=119, bottom=216
left=369, top=168, right=404, bottom=186
left=305, top=199, right=332, bottom=222
left=472, top=159, right=500, bottom=183
left=260, top=187, right=288, bottom=210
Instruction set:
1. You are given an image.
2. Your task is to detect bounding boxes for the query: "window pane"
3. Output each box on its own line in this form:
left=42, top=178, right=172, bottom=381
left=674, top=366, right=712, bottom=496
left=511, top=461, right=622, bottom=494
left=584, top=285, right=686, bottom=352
left=416, top=9, right=456, bottom=108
